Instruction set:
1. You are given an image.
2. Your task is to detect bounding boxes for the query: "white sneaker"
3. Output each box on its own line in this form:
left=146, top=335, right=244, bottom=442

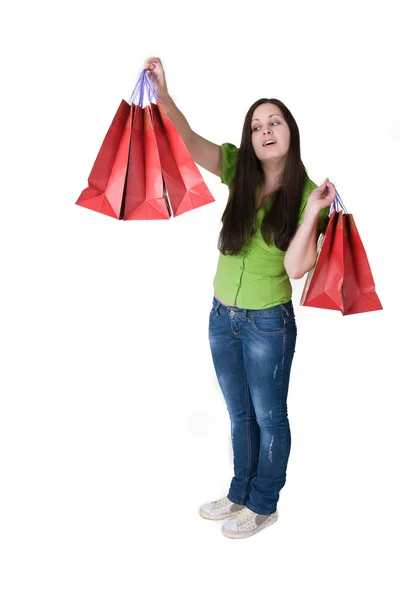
left=199, top=496, right=245, bottom=520
left=222, top=506, right=278, bottom=538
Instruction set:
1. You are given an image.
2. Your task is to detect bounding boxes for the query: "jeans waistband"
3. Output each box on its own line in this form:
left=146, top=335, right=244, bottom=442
left=212, top=297, right=294, bottom=318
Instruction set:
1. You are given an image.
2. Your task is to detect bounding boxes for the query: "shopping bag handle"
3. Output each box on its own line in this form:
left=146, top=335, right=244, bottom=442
left=328, top=189, right=348, bottom=216
left=129, top=70, right=158, bottom=107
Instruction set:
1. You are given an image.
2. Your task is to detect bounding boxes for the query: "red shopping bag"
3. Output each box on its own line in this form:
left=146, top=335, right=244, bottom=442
left=123, top=72, right=215, bottom=219
left=76, top=100, right=133, bottom=219
left=301, top=192, right=383, bottom=315
left=150, top=103, right=190, bottom=217
left=122, top=105, right=170, bottom=220
left=324, top=210, right=360, bottom=314
left=153, top=99, right=215, bottom=217
left=343, top=214, right=383, bottom=314
left=301, top=210, right=365, bottom=314
left=76, top=69, right=215, bottom=220
left=300, top=209, right=340, bottom=310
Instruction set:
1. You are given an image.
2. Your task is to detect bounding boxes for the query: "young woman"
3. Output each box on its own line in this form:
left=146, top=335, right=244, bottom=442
left=144, top=57, right=336, bottom=539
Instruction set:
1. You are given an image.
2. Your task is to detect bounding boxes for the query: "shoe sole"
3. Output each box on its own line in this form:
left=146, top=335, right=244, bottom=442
left=199, top=508, right=245, bottom=521
left=221, top=513, right=278, bottom=538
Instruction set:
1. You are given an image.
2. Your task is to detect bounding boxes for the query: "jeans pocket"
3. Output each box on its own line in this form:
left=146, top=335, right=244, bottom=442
left=249, top=315, right=284, bottom=335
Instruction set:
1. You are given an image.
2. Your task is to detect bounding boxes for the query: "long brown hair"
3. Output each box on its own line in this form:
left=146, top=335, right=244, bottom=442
left=217, top=98, right=309, bottom=254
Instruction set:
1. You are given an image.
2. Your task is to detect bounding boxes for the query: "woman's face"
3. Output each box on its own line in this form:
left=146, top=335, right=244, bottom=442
left=251, top=103, right=291, bottom=164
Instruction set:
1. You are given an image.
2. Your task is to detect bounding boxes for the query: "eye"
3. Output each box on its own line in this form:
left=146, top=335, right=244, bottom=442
left=252, top=121, right=280, bottom=132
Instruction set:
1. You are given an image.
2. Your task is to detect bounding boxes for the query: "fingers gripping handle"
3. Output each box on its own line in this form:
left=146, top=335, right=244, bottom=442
left=129, top=70, right=158, bottom=107
left=328, top=189, right=348, bottom=216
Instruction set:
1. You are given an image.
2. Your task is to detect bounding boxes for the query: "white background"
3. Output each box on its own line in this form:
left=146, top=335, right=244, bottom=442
left=1, top=0, right=399, bottom=598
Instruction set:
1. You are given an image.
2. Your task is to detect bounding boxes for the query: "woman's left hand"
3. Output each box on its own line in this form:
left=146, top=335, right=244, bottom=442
left=307, top=178, right=337, bottom=212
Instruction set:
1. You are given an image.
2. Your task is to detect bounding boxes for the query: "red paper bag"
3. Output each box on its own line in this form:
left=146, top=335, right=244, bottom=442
left=123, top=105, right=170, bottom=220
left=343, top=214, right=383, bottom=314
left=77, top=70, right=216, bottom=221
left=301, top=208, right=383, bottom=315
left=76, top=100, right=133, bottom=219
left=300, top=210, right=339, bottom=310
left=153, top=100, right=215, bottom=217
left=324, top=211, right=360, bottom=314
left=150, top=103, right=189, bottom=217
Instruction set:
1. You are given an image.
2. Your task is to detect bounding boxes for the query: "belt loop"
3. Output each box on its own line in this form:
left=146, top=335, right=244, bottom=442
left=215, top=300, right=221, bottom=316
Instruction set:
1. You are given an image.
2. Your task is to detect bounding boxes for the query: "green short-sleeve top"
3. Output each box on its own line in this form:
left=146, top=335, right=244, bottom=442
left=213, top=142, right=330, bottom=309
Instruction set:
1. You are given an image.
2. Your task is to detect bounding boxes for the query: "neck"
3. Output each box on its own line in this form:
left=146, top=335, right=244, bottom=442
left=260, top=174, right=282, bottom=196
left=261, top=157, right=285, bottom=186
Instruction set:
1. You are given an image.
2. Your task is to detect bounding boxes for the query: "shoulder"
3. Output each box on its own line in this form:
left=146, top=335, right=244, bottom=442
left=220, top=143, right=239, bottom=186
left=296, top=175, right=316, bottom=226
left=298, top=175, right=317, bottom=210
left=303, top=175, right=318, bottom=196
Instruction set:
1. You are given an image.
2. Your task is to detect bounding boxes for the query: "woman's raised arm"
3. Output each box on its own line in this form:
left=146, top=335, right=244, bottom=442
left=144, top=57, right=222, bottom=178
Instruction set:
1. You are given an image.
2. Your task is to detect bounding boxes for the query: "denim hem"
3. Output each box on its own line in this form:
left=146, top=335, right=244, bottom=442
left=245, top=501, right=277, bottom=516
left=227, top=493, right=244, bottom=506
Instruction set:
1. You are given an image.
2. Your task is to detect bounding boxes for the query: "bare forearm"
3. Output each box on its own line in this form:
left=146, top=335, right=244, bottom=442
left=157, top=93, right=221, bottom=176
left=284, top=206, right=320, bottom=279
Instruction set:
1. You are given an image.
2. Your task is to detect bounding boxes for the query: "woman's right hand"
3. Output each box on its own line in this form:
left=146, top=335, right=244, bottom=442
left=143, top=57, right=169, bottom=100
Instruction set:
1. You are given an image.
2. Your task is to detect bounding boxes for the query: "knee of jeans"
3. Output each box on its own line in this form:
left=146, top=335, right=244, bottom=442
left=257, top=413, right=288, bottom=429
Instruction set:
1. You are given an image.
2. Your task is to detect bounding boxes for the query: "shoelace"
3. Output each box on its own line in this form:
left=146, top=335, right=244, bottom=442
left=213, top=497, right=230, bottom=510
left=235, top=507, right=255, bottom=525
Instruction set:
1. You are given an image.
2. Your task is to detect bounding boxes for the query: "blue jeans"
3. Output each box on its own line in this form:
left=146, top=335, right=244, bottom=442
left=208, top=296, right=297, bottom=515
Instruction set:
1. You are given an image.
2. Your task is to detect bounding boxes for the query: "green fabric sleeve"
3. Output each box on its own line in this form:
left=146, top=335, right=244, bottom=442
left=220, top=142, right=239, bottom=187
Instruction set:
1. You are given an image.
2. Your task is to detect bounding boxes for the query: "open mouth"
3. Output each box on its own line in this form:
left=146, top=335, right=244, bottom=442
left=263, top=141, right=276, bottom=147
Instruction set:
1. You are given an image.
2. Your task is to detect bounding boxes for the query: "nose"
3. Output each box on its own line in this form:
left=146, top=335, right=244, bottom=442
left=262, top=128, right=273, bottom=135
